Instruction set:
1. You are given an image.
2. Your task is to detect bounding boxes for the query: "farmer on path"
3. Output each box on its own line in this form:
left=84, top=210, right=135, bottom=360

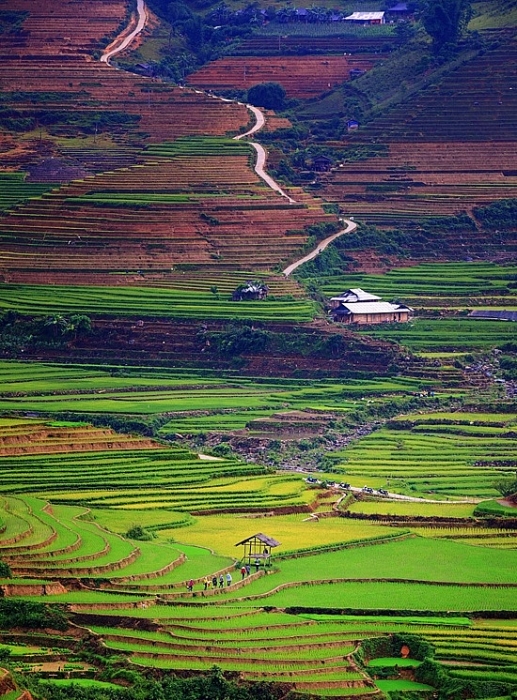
left=212, top=575, right=218, bottom=589
left=226, top=572, right=232, bottom=587
left=203, top=576, right=209, bottom=591
left=219, top=574, right=224, bottom=588
left=240, top=565, right=246, bottom=579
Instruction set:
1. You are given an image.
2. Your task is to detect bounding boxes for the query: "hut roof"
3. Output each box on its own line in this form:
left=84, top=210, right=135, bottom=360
left=345, top=11, right=385, bottom=21
left=235, top=533, right=281, bottom=547
left=330, top=288, right=381, bottom=303
left=334, top=301, right=413, bottom=315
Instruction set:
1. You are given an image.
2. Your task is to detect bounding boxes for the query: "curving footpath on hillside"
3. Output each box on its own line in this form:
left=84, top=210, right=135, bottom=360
left=282, top=218, right=358, bottom=276
left=101, top=0, right=148, bottom=65
left=100, top=0, right=357, bottom=275
left=234, top=106, right=296, bottom=203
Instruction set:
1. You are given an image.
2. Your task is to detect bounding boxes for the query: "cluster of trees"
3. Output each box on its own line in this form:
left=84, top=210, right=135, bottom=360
left=205, top=321, right=270, bottom=355
left=29, top=666, right=291, bottom=700
left=0, top=312, right=92, bottom=354
left=0, top=600, right=68, bottom=630
left=474, top=198, right=517, bottom=229
left=419, top=0, right=473, bottom=53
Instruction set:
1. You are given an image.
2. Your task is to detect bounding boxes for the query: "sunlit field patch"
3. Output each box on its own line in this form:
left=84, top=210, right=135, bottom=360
left=168, top=512, right=400, bottom=557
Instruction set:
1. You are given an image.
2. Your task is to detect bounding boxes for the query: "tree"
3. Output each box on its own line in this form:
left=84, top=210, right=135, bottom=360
left=419, top=0, right=472, bottom=53
left=43, top=314, right=68, bottom=338
left=247, top=82, right=286, bottom=110
left=125, top=526, right=153, bottom=540
left=493, top=478, right=517, bottom=498
left=0, top=560, right=11, bottom=578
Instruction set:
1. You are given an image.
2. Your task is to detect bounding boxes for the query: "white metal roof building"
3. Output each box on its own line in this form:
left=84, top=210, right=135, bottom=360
left=328, top=288, right=413, bottom=324
left=344, top=11, right=385, bottom=23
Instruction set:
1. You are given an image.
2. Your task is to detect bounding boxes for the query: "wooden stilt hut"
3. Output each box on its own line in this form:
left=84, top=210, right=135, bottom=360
left=235, top=533, right=280, bottom=569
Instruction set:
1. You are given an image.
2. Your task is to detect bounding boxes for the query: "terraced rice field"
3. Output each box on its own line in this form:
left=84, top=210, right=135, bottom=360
left=319, top=262, right=517, bottom=312
left=0, top=284, right=318, bottom=322
left=0, top=174, right=56, bottom=211
left=328, top=411, right=517, bottom=498
left=0, top=136, right=337, bottom=279
left=320, top=40, right=517, bottom=227
left=0, top=360, right=436, bottom=417
left=187, top=55, right=380, bottom=98
left=0, top=0, right=247, bottom=145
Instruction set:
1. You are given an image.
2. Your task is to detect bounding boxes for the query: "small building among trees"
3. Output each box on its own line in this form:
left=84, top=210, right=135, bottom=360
left=329, top=288, right=412, bottom=324
left=232, top=280, right=269, bottom=301
left=344, top=11, right=385, bottom=24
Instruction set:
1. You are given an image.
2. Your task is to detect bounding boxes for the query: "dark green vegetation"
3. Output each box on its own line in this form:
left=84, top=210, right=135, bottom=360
left=419, top=0, right=473, bottom=53
left=247, top=83, right=286, bottom=110
left=0, top=108, right=139, bottom=136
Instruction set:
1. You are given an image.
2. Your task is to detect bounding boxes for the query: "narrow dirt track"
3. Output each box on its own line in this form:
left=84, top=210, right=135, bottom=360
left=282, top=219, right=357, bottom=276
left=101, top=0, right=148, bottom=64
left=99, top=0, right=357, bottom=274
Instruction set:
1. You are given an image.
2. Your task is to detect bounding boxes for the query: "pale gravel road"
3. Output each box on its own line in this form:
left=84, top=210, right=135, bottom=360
left=101, top=0, right=148, bottom=64
left=98, top=1, right=357, bottom=278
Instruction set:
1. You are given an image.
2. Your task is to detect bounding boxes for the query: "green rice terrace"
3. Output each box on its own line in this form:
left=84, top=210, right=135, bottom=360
left=0, top=0, right=516, bottom=698
left=0, top=397, right=516, bottom=698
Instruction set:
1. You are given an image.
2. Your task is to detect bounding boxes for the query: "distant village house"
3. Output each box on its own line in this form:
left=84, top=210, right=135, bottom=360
left=232, top=280, right=269, bottom=301
left=312, top=155, right=333, bottom=172
left=344, top=11, right=385, bottom=24
left=385, top=3, right=415, bottom=21
left=329, top=288, right=413, bottom=324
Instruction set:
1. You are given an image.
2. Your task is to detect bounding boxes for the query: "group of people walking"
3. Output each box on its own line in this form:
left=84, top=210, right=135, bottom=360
left=185, top=562, right=255, bottom=593
left=186, top=572, right=232, bottom=592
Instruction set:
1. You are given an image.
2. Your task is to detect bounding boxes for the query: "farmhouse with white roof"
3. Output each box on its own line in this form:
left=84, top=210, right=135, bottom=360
left=329, top=288, right=413, bottom=324
left=344, top=11, right=385, bottom=24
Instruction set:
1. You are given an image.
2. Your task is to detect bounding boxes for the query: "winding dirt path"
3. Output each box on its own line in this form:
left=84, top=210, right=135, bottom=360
left=234, top=106, right=358, bottom=266
left=98, top=0, right=356, bottom=274
left=282, top=218, right=357, bottom=276
left=100, top=0, right=148, bottom=65
left=233, top=105, right=296, bottom=202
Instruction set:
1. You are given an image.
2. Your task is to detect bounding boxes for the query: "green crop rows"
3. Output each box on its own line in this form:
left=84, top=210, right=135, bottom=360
left=0, top=173, right=56, bottom=211
left=0, top=285, right=318, bottom=321
left=326, top=411, right=517, bottom=498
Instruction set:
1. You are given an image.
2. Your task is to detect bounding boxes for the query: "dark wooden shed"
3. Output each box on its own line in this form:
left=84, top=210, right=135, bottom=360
left=235, top=533, right=281, bottom=568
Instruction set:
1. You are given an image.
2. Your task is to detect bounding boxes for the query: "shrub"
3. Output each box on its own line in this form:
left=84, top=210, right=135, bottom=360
left=125, top=526, right=154, bottom=541
left=247, top=82, right=286, bottom=110
left=0, top=560, right=12, bottom=578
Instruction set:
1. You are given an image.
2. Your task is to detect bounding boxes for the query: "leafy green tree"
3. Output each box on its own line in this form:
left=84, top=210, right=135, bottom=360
left=247, top=82, right=286, bottom=110
left=0, top=600, right=68, bottom=630
left=419, top=0, right=472, bottom=52
left=0, top=560, right=12, bottom=578
left=493, top=478, right=517, bottom=498
left=125, top=526, right=153, bottom=540
left=43, top=314, right=68, bottom=337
